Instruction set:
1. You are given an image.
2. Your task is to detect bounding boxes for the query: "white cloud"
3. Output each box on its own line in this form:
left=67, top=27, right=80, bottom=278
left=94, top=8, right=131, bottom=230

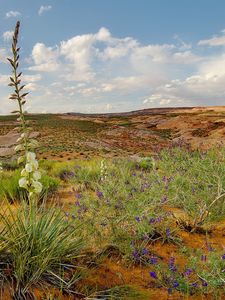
left=0, top=48, right=8, bottom=63
left=198, top=30, right=225, bottom=47
left=0, top=74, right=9, bottom=84
left=38, top=5, right=52, bottom=16
left=28, top=43, right=59, bottom=72
left=2, top=27, right=225, bottom=114
left=5, top=11, right=21, bottom=18
left=2, top=31, right=13, bottom=42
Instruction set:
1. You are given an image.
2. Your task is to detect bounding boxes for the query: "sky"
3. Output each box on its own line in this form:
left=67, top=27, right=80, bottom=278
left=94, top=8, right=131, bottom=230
left=0, top=0, right=225, bottom=114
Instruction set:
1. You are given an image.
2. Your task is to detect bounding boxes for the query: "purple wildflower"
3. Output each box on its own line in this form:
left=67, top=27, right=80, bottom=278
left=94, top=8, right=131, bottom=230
left=149, top=218, right=156, bottom=224
left=75, top=201, right=81, bottom=206
left=173, top=282, right=179, bottom=288
left=222, top=254, right=225, bottom=260
left=201, top=255, right=207, bottom=262
left=96, top=191, right=103, bottom=198
left=202, top=281, right=208, bottom=287
left=191, top=282, right=198, bottom=288
left=150, top=257, right=158, bottom=265
left=168, top=257, right=177, bottom=272
left=166, top=228, right=171, bottom=237
left=149, top=271, right=157, bottom=279
left=133, top=249, right=140, bottom=261
left=168, top=288, right=173, bottom=294
left=184, top=268, right=193, bottom=276
left=135, top=216, right=140, bottom=222
left=142, top=248, right=149, bottom=255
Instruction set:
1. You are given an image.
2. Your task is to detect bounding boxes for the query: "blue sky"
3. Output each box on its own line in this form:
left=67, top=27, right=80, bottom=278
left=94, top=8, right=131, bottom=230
left=0, top=0, right=225, bottom=114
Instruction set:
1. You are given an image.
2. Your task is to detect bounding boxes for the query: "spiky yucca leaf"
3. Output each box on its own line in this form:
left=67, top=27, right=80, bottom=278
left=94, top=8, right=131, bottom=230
left=0, top=203, right=83, bottom=294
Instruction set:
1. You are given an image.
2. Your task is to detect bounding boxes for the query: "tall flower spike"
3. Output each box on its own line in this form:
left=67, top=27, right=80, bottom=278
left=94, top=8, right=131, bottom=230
left=8, top=21, right=42, bottom=201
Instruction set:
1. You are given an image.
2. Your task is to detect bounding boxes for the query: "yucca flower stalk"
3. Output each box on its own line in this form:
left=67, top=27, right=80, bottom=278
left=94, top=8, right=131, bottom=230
left=8, top=21, right=42, bottom=201
left=100, top=159, right=107, bottom=182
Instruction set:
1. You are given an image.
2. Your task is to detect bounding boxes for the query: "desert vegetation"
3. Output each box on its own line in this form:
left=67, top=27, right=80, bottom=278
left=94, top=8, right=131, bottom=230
left=0, top=21, right=224, bottom=300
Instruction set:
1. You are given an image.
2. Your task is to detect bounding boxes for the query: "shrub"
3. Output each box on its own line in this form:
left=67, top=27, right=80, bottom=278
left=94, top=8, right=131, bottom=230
left=0, top=203, right=83, bottom=298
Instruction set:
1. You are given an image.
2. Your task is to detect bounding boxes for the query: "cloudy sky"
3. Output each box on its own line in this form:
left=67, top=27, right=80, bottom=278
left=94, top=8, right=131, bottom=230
left=0, top=0, right=225, bottom=114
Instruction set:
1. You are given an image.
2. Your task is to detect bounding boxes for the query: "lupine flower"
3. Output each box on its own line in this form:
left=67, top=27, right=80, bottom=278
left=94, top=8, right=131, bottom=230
left=184, top=268, right=193, bottom=276
left=191, top=282, right=198, bottom=288
left=201, top=255, right=207, bottom=262
left=173, top=282, right=179, bottom=288
left=133, top=249, right=140, bottom=260
left=150, top=257, right=158, bottom=265
left=135, top=216, right=140, bottom=222
left=142, top=248, right=149, bottom=255
left=168, top=257, right=177, bottom=272
left=168, top=287, right=172, bottom=294
left=149, top=218, right=156, bottom=224
left=166, top=228, right=171, bottom=237
left=222, top=254, right=225, bottom=260
left=202, top=281, right=208, bottom=287
left=96, top=191, right=103, bottom=198
left=149, top=271, right=157, bottom=279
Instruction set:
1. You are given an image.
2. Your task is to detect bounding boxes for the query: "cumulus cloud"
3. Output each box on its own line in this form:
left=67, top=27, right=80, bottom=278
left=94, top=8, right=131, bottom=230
left=38, top=5, right=52, bottom=16
left=5, top=10, right=21, bottom=18
left=1, top=27, right=225, bottom=114
left=2, top=31, right=14, bottom=42
left=28, top=43, right=59, bottom=72
left=198, top=30, right=225, bottom=47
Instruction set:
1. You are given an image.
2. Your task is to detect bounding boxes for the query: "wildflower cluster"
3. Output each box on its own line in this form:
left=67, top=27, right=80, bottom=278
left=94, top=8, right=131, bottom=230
left=19, top=152, right=42, bottom=197
left=8, top=21, right=42, bottom=199
left=149, top=251, right=225, bottom=295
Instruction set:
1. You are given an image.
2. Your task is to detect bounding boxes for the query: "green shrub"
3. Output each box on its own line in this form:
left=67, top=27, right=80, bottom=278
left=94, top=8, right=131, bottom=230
left=0, top=203, right=83, bottom=297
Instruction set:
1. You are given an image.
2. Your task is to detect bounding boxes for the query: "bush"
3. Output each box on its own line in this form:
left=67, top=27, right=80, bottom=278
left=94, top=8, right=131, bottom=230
left=0, top=203, right=83, bottom=298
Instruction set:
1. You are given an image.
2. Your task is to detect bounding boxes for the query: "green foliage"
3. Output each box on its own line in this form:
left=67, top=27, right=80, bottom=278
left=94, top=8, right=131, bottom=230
left=0, top=169, right=59, bottom=203
left=86, top=285, right=150, bottom=299
left=0, top=203, right=83, bottom=296
left=157, top=147, right=225, bottom=225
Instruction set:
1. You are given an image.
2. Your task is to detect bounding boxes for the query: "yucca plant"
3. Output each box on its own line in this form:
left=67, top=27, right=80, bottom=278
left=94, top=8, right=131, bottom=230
left=0, top=203, right=83, bottom=299
left=7, top=21, right=42, bottom=202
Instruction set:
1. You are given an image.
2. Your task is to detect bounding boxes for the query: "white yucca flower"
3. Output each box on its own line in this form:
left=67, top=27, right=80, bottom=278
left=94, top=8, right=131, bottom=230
left=100, top=159, right=107, bottom=181
left=32, top=180, right=43, bottom=194
left=25, top=163, right=33, bottom=173
left=19, top=177, right=28, bottom=188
